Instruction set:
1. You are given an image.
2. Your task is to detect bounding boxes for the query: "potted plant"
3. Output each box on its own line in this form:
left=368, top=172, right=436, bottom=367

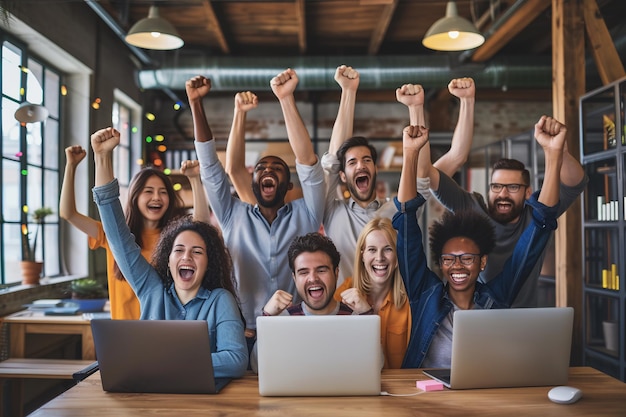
left=20, top=206, right=53, bottom=285
left=69, top=278, right=108, bottom=312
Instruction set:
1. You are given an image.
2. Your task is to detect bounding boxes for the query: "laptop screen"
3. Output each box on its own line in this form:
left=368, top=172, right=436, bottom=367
left=424, top=307, right=573, bottom=389
left=91, top=319, right=230, bottom=394
left=256, top=315, right=382, bottom=396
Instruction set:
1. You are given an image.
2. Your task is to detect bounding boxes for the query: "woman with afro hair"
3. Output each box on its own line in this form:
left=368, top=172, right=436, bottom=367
left=393, top=122, right=563, bottom=369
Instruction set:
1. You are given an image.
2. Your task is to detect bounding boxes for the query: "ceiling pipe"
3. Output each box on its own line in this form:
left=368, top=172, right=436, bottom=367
left=136, top=54, right=553, bottom=92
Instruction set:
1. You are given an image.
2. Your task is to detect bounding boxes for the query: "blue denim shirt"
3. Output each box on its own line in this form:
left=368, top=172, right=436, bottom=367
left=92, top=179, right=248, bottom=378
left=195, top=140, right=325, bottom=329
left=392, top=192, right=558, bottom=368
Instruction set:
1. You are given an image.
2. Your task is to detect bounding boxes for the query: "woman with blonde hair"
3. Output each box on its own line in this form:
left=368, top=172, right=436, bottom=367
left=334, top=217, right=410, bottom=369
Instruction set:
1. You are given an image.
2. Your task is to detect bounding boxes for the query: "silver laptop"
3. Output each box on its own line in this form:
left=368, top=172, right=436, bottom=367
left=423, top=307, right=574, bottom=389
left=256, top=315, right=382, bottom=396
left=91, top=319, right=231, bottom=394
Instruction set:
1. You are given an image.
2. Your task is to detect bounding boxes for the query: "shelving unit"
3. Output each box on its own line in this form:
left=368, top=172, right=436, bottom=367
left=580, top=76, right=626, bottom=382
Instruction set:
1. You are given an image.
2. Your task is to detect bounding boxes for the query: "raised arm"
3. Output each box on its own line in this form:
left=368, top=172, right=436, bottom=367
left=328, top=65, right=359, bottom=155
left=59, top=145, right=100, bottom=237
left=91, top=128, right=119, bottom=187
left=535, top=115, right=567, bottom=206
left=225, top=91, right=258, bottom=204
left=185, top=76, right=213, bottom=143
left=397, top=125, right=430, bottom=203
left=180, top=159, right=210, bottom=223
left=560, top=141, right=586, bottom=187
left=396, top=84, right=425, bottom=127
left=433, top=77, right=475, bottom=176
left=396, top=84, right=435, bottom=193
left=270, top=68, right=317, bottom=166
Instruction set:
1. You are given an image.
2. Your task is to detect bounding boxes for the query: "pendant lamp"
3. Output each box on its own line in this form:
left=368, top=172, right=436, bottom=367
left=125, top=6, right=184, bottom=50
left=422, top=1, right=485, bottom=51
left=14, top=102, right=49, bottom=123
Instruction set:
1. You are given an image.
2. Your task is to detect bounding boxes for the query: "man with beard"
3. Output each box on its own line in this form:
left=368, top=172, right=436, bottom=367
left=187, top=69, right=326, bottom=355
left=323, top=66, right=476, bottom=284
left=249, top=233, right=373, bottom=373
left=421, top=115, right=588, bottom=307
left=261, top=233, right=357, bottom=316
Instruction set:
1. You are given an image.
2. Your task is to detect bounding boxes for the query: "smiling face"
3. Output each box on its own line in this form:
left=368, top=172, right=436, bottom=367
left=439, top=237, right=486, bottom=297
left=487, top=169, right=531, bottom=224
left=252, top=156, right=292, bottom=208
left=339, top=146, right=377, bottom=204
left=362, top=230, right=397, bottom=288
left=168, top=230, right=208, bottom=301
left=137, top=175, right=170, bottom=225
left=292, top=251, right=339, bottom=315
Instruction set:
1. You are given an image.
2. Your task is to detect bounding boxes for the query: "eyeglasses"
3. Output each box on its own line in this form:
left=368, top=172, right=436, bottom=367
left=440, top=253, right=481, bottom=267
left=489, top=183, right=527, bottom=193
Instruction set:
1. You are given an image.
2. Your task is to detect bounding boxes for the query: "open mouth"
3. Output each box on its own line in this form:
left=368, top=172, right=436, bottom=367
left=261, top=176, right=277, bottom=195
left=449, top=272, right=469, bottom=285
left=147, top=203, right=163, bottom=212
left=355, top=172, right=370, bottom=192
left=495, top=200, right=513, bottom=213
left=306, top=285, right=325, bottom=300
left=178, top=265, right=195, bottom=281
left=371, top=264, right=389, bottom=277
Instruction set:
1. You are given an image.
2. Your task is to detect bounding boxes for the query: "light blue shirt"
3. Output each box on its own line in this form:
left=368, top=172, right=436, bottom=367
left=92, top=179, right=248, bottom=378
left=195, top=140, right=326, bottom=329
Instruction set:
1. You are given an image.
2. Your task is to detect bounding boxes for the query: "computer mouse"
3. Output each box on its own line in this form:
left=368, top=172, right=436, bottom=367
left=548, top=386, right=582, bottom=404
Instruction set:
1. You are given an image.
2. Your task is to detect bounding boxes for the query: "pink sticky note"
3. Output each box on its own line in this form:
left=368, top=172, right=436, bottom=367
left=416, top=379, right=444, bottom=391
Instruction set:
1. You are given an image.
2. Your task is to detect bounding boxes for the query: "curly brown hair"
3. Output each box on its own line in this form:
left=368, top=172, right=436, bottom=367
left=151, top=215, right=238, bottom=301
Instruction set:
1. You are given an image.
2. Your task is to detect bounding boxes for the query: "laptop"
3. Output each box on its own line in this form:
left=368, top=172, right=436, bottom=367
left=91, top=319, right=231, bottom=394
left=256, top=315, right=382, bottom=396
left=423, top=307, right=574, bottom=389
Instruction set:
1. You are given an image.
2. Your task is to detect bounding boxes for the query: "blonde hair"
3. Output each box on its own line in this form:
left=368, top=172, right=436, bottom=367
left=352, top=217, right=407, bottom=310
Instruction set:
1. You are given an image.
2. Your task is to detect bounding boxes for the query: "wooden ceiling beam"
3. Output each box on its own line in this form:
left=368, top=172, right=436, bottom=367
left=201, top=0, right=230, bottom=54
left=582, top=0, right=626, bottom=85
left=367, top=0, right=399, bottom=55
left=296, top=0, right=307, bottom=53
left=471, top=0, right=550, bottom=62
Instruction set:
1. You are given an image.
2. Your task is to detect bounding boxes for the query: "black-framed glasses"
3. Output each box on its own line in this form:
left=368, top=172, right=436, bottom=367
left=489, top=183, right=528, bottom=193
left=439, top=253, right=481, bottom=267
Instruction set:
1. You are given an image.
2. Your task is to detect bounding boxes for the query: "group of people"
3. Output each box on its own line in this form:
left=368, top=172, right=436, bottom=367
left=60, top=65, right=587, bottom=379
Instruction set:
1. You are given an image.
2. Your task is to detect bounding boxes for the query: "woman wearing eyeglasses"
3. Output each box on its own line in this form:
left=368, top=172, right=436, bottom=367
left=393, top=122, right=562, bottom=369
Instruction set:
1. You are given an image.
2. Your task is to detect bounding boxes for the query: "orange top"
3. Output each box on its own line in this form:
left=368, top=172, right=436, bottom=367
left=335, top=277, right=411, bottom=369
left=90, top=222, right=161, bottom=320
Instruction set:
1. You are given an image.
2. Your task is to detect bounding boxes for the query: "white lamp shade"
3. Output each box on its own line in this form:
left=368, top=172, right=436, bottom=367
left=422, top=2, right=485, bottom=51
left=14, top=102, right=49, bottom=123
left=125, top=6, right=184, bottom=50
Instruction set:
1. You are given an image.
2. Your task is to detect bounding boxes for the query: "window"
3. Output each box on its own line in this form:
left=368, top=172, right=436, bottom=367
left=1, top=37, right=61, bottom=284
left=112, top=90, right=142, bottom=203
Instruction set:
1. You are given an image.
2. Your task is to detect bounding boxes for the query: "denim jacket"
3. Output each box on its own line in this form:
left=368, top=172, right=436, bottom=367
left=392, top=192, right=558, bottom=368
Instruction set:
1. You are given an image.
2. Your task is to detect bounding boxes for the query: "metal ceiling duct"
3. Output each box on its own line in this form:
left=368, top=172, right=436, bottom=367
left=135, top=54, right=553, bottom=92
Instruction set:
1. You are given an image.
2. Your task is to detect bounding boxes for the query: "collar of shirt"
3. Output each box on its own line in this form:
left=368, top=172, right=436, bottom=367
left=347, top=197, right=385, bottom=211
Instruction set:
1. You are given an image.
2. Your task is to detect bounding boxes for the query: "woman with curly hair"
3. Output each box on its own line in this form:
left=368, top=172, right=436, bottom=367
left=60, top=146, right=209, bottom=320
left=90, top=127, right=247, bottom=379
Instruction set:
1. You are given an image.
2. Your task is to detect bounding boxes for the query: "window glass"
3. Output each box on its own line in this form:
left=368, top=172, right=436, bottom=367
left=1, top=42, right=21, bottom=100
left=1, top=158, right=20, bottom=222
left=1, top=37, right=62, bottom=283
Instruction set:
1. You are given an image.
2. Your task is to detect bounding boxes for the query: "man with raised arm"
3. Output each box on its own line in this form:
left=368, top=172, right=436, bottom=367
left=323, top=65, right=476, bottom=284
left=187, top=69, right=325, bottom=353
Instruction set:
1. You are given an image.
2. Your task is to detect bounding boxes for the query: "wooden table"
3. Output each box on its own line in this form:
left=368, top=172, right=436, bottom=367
left=30, top=367, right=626, bottom=416
left=3, top=310, right=95, bottom=360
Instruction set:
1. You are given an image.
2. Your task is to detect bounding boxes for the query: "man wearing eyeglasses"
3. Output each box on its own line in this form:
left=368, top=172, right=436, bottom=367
left=421, top=115, right=588, bottom=307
